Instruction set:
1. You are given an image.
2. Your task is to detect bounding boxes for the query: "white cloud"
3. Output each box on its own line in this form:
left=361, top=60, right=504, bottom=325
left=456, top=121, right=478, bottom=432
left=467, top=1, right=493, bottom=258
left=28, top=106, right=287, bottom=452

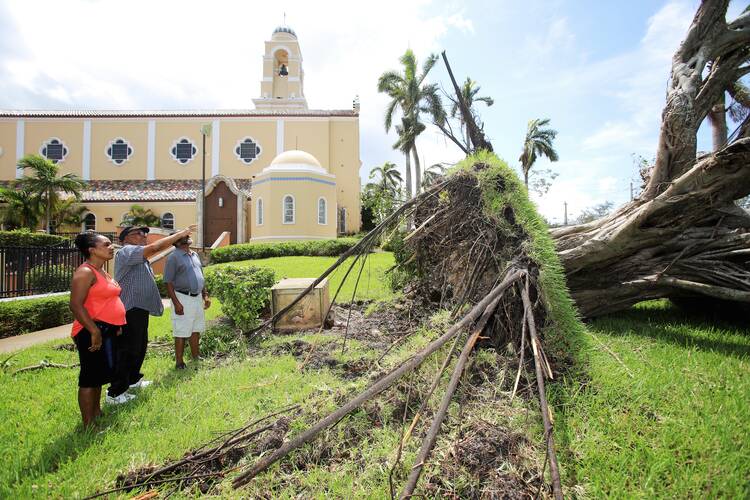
left=582, top=121, right=642, bottom=151
left=0, top=0, right=711, bottom=222
left=581, top=2, right=694, bottom=155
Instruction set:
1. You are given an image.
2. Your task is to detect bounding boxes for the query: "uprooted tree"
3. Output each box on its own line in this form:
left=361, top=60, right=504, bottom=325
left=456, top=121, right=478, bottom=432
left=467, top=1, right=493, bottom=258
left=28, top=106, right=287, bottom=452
left=86, top=2, right=748, bottom=498
left=552, top=1, right=750, bottom=316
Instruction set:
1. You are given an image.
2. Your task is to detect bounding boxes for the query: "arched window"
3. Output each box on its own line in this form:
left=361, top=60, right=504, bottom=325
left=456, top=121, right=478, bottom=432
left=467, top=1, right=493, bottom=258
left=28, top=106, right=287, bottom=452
left=318, top=197, right=327, bottom=225
left=161, top=212, right=175, bottom=230
left=83, top=213, right=96, bottom=232
left=256, top=198, right=264, bottom=225
left=338, top=207, right=347, bottom=234
left=282, top=195, right=295, bottom=224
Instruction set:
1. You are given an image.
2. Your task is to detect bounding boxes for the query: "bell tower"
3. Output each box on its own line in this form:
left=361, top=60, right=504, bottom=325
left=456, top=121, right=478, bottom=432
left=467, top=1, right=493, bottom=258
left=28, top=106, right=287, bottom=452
left=253, top=25, right=308, bottom=110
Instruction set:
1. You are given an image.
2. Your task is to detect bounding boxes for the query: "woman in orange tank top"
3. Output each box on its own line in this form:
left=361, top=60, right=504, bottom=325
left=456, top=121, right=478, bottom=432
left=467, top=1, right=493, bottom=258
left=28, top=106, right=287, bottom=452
left=70, top=232, right=126, bottom=428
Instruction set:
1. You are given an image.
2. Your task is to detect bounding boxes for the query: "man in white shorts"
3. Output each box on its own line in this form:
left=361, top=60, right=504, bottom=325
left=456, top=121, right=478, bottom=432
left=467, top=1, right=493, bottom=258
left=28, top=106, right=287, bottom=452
left=163, top=235, right=210, bottom=369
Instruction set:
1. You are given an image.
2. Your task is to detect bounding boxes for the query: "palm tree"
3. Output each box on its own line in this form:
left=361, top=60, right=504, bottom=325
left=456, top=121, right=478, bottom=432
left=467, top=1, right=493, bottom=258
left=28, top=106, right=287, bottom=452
left=16, top=155, right=85, bottom=233
left=451, top=77, right=494, bottom=147
left=0, top=186, right=42, bottom=229
left=51, top=197, right=89, bottom=230
left=392, top=116, right=425, bottom=194
left=422, top=163, right=446, bottom=188
left=519, top=118, right=559, bottom=189
left=369, top=161, right=403, bottom=194
left=378, top=49, right=442, bottom=198
left=121, top=204, right=161, bottom=227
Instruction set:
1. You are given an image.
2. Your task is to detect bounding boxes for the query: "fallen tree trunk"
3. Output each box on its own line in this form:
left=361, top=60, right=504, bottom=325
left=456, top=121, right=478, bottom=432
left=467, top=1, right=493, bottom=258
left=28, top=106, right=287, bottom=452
left=553, top=138, right=750, bottom=316
left=550, top=0, right=750, bottom=316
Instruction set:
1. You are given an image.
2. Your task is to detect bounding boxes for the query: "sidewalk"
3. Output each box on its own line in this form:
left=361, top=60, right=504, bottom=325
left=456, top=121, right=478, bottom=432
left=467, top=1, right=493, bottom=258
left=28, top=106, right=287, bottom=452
left=0, top=299, right=172, bottom=354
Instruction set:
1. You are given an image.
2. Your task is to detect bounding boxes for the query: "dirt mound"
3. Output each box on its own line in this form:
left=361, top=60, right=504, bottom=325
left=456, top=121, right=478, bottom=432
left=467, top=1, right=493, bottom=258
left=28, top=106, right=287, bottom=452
left=269, top=338, right=370, bottom=379
left=425, top=420, right=541, bottom=499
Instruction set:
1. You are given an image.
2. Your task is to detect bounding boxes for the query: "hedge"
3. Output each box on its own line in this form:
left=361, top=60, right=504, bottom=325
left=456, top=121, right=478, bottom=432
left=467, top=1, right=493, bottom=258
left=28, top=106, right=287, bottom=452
left=25, top=264, right=76, bottom=293
left=0, top=230, right=67, bottom=247
left=154, top=274, right=168, bottom=298
left=204, top=266, right=275, bottom=331
left=0, top=294, right=73, bottom=339
left=210, top=238, right=360, bottom=264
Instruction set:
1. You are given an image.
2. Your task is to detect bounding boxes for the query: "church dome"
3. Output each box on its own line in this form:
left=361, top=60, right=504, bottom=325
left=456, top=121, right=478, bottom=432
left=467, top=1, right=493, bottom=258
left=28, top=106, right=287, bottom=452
left=272, top=25, right=297, bottom=38
left=262, top=150, right=328, bottom=175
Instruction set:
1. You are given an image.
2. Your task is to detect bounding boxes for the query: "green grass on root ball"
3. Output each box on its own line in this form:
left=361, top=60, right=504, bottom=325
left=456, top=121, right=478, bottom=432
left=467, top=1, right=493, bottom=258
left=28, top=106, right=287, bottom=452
left=452, top=150, right=587, bottom=373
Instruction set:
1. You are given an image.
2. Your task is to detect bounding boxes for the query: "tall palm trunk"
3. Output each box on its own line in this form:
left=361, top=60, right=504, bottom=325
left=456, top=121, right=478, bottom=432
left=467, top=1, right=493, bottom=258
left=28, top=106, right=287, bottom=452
left=523, top=168, right=529, bottom=189
left=412, top=145, right=422, bottom=196
left=708, top=94, right=728, bottom=151
left=46, top=188, right=52, bottom=234
left=404, top=151, right=412, bottom=200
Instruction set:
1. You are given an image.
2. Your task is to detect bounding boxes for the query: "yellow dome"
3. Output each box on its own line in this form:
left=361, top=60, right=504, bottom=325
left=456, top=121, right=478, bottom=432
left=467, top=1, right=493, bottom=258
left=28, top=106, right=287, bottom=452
left=261, top=150, right=330, bottom=176
left=270, top=150, right=321, bottom=168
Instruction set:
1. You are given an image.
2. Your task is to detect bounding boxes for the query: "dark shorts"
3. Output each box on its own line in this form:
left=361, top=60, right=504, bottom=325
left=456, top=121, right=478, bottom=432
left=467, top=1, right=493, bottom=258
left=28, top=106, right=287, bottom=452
left=74, top=327, right=116, bottom=388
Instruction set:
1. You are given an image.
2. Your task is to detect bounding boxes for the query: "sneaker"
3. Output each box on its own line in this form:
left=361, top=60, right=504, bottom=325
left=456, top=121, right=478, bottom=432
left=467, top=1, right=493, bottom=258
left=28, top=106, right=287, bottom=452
left=105, top=393, right=136, bottom=405
left=129, top=379, right=152, bottom=390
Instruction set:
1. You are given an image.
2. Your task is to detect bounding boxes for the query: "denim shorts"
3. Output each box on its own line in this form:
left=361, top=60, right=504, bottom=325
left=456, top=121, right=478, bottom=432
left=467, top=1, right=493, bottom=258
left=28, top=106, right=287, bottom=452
left=73, top=323, right=118, bottom=388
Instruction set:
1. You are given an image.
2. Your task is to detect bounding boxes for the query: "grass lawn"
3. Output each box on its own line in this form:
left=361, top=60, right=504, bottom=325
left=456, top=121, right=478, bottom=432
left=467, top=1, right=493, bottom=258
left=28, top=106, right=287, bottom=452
left=211, top=252, right=395, bottom=303
left=1, top=253, right=749, bottom=498
left=554, top=300, right=750, bottom=498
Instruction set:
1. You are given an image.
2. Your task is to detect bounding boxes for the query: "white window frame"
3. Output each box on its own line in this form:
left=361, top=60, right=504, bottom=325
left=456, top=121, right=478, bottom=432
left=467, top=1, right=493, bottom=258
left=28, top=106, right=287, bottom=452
left=282, top=195, right=295, bottom=224
left=317, top=197, right=327, bottom=225
left=256, top=198, right=264, bottom=226
left=234, top=136, right=262, bottom=165
left=170, top=137, right=198, bottom=165
left=161, top=212, right=175, bottom=230
left=39, top=137, right=69, bottom=164
left=105, top=137, right=134, bottom=165
left=338, top=207, right=347, bottom=234
left=82, top=212, right=96, bottom=232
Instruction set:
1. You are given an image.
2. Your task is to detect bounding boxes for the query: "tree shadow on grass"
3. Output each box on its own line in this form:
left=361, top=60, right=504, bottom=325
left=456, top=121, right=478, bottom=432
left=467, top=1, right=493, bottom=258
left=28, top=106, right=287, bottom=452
left=12, top=360, right=199, bottom=493
left=551, top=299, right=750, bottom=489
left=591, top=301, right=750, bottom=360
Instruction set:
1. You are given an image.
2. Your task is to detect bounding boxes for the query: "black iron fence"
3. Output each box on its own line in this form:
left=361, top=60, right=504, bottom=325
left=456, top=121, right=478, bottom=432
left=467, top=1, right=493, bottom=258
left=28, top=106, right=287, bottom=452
left=0, top=245, right=109, bottom=298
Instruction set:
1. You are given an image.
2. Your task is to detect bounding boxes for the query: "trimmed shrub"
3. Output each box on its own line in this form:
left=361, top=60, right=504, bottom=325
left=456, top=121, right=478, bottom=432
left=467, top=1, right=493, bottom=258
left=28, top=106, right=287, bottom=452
left=25, top=264, right=75, bottom=293
left=154, top=274, right=168, bottom=298
left=0, top=230, right=67, bottom=247
left=0, top=295, right=73, bottom=339
left=209, top=238, right=360, bottom=264
left=383, top=231, right=414, bottom=292
left=204, top=266, right=275, bottom=331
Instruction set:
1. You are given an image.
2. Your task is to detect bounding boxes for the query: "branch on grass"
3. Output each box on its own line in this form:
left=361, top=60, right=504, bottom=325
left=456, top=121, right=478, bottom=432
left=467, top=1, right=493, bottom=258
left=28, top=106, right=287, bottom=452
left=399, top=292, right=503, bottom=498
left=520, top=278, right=563, bottom=500
left=12, top=360, right=79, bottom=375
left=232, top=268, right=524, bottom=489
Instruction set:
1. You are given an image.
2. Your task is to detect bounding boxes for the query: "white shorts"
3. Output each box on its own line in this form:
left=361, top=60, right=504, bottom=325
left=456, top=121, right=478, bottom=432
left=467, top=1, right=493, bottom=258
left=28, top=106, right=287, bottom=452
left=171, top=292, right=206, bottom=338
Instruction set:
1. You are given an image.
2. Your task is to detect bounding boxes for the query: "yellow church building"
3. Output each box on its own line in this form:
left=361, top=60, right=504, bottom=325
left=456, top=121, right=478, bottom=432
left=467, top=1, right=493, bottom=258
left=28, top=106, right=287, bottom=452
left=0, top=25, right=362, bottom=246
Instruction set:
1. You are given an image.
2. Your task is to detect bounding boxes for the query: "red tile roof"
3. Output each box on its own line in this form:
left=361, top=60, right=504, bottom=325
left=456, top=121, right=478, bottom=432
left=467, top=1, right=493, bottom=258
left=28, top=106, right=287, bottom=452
left=0, top=109, right=357, bottom=118
left=80, top=179, right=253, bottom=202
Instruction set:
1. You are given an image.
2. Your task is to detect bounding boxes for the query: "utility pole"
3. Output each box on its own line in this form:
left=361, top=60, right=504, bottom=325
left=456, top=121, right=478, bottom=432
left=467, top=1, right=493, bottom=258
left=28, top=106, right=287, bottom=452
left=563, top=201, right=568, bottom=226
left=200, top=124, right=212, bottom=248
left=630, top=182, right=633, bottom=201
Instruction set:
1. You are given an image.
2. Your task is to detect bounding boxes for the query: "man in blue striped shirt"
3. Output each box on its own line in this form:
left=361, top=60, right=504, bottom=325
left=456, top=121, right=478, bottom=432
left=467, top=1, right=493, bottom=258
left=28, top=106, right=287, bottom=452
left=106, top=224, right=196, bottom=405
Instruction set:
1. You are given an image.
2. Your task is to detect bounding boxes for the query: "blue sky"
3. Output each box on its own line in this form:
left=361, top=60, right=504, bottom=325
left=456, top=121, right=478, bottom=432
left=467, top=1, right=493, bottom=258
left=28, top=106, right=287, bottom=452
left=0, top=0, right=742, bottom=221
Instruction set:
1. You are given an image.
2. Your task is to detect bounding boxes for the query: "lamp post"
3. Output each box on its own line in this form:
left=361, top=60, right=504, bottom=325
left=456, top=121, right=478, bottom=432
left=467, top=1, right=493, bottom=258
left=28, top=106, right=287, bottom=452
left=200, top=123, right=212, bottom=248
